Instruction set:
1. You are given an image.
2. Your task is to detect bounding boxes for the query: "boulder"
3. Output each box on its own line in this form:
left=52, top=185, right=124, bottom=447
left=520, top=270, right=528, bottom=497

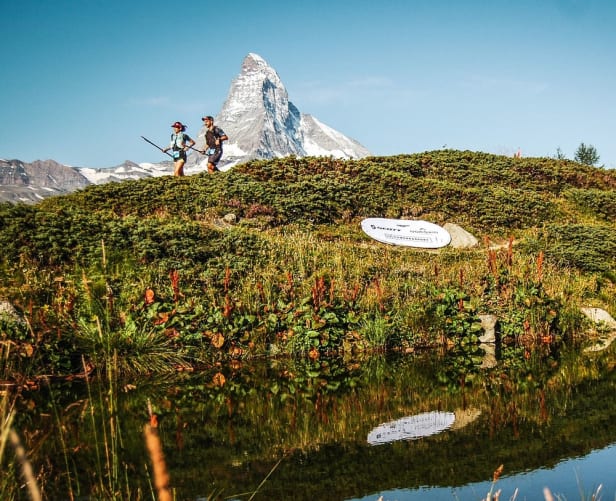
left=222, top=213, right=237, bottom=225
left=581, top=307, right=616, bottom=329
left=0, top=301, right=24, bottom=325
left=443, top=223, right=479, bottom=249
left=581, top=307, right=616, bottom=352
left=478, top=314, right=498, bottom=343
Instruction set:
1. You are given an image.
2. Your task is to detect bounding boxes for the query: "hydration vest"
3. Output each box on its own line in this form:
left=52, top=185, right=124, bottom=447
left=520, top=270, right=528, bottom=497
left=205, top=127, right=224, bottom=149
left=170, top=132, right=188, bottom=151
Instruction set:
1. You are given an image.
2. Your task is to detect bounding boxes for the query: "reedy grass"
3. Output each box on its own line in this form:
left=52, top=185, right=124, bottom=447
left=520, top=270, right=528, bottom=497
left=69, top=245, right=194, bottom=376
left=235, top=227, right=602, bottom=344
left=1, top=392, right=41, bottom=501
left=76, top=314, right=191, bottom=376
left=0, top=392, right=16, bottom=498
left=0, top=339, right=12, bottom=388
left=482, top=466, right=605, bottom=501
left=359, top=313, right=392, bottom=350
left=0, top=393, right=12, bottom=463
left=43, top=359, right=153, bottom=500
left=7, top=428, right=41, bottom=501
left=143, top=424, right=172, bottom=501
left=1, top=371, right=151, bottom=500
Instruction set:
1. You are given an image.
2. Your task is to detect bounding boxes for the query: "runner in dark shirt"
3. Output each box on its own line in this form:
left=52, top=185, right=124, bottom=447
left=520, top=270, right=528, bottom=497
left=201, top=116, right=228, bottom=173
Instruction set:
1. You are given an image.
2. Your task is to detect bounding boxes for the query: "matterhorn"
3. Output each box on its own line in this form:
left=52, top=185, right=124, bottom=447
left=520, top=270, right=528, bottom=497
left=190, top=53, right=370, bottom=169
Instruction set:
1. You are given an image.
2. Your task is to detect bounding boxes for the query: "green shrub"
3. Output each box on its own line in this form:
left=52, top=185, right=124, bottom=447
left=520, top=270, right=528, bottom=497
left=565, top=188, right=616, bottom=222
left=541, top=224, right=616, bottom=272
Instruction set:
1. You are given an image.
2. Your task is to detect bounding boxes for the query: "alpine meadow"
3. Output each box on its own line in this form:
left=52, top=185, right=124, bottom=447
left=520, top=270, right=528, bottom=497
left=1, top=150, right=616, bottom=500
left=1, top=150, right=615, bottom=378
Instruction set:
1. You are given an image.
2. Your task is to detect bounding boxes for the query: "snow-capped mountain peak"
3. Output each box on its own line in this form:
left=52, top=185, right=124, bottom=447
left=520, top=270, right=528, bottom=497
left=190, top=53, right=370, bottom=169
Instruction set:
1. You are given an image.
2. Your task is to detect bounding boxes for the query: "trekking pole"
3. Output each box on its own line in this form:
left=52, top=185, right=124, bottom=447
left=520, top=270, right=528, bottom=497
left=188, top=145, right=206, bottom=155
left=140, top=136, right=174, bottom=158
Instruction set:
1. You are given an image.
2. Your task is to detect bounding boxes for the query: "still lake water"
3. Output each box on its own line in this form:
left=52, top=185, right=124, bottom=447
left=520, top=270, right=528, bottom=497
left=14, top=349, right=616, bottom=500
left=352, top=444, right=616, bottom=500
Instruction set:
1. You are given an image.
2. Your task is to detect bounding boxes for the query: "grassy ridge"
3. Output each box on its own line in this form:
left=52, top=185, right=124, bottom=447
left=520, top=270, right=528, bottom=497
left=0, top=150, right=615, bottom=379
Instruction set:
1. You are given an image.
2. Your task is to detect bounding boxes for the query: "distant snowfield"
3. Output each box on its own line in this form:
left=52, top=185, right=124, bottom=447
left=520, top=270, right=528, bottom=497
left=77, top=162, right=173, bottom=184
left=77, top=156, right=244, bottom=183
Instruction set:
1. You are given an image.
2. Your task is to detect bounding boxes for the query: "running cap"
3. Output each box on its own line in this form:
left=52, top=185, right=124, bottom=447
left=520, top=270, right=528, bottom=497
left=202, top=116, right=214, bottom=121
left=171, top=121, right=185, bottom=129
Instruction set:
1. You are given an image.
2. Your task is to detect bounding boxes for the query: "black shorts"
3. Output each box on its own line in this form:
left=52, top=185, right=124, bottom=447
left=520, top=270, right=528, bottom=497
left=172, top=150, right=187, bottom=161
left=208, top=149, right=223, bottom=165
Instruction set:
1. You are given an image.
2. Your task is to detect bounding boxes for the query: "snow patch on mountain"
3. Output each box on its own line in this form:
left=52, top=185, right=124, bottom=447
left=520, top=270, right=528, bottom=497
left=300, top=114, right=369, bottom=158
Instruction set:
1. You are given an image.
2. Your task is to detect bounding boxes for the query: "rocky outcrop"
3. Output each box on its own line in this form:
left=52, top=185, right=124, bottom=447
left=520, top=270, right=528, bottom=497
left=0, top=158, right=90, bottom=204
left=478, top=314, right=498, bottom=368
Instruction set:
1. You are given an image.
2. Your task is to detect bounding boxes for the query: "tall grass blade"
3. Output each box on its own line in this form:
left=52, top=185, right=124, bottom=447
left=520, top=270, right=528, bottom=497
left=8, top=427, right=41, bottom=501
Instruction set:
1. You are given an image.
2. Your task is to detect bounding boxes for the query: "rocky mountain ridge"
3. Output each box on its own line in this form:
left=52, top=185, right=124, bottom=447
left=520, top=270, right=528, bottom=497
left=1, top=53, right=370, bottom=203
left=0, top=159, right=90, bottom=204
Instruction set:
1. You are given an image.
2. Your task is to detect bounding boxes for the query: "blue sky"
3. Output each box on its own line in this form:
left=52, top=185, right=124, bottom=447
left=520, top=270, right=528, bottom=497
left=1, top=0, right=615, bottom=168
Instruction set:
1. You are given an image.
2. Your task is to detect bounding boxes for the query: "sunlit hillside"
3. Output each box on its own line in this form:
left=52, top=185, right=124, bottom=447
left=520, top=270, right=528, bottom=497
left=1, top=150, right=615, bottom=377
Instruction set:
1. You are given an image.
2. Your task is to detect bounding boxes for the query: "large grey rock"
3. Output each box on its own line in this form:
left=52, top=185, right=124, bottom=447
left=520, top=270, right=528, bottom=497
left=442, top=223, right=479, bottom=249
left=0, top=301, right=24, bottom=325
left=478, top=314, right=498, bottom=343
left=222, top=213, right=237, bottom=225
left=581, top=307, right=616, bottom=352
left=581, top=307, right=616, bottom=328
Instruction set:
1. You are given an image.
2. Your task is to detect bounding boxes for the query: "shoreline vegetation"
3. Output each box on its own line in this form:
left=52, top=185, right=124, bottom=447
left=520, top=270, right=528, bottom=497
left=1, top=150, right=615, bottom=499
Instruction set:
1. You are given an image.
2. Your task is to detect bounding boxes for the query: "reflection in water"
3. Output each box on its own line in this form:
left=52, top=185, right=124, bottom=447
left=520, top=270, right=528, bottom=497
left=6, top=350, right=616, bottom=500
left=351, top=443, right=616, bottom=501
left=449, top=408, right=482, bottom=431
left=367, top=411, right=456, bottom=445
